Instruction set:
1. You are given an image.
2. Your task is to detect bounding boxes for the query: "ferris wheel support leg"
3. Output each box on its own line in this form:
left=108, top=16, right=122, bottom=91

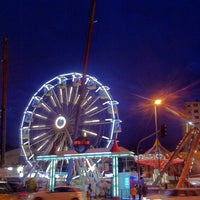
left=49, top=160, right=56, bottom=191
left=66, top=159, right=74, bottom=185
left=112, top=155, right=119, bottom=198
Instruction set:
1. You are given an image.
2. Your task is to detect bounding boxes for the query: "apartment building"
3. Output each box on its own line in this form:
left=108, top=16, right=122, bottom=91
left=184, top=101, right=200, bottom=127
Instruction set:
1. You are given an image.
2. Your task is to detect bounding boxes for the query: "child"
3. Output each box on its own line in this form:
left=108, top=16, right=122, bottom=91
left=87, top=184, right=93, bottom=200
left=130, top=185, right=137, bottom=200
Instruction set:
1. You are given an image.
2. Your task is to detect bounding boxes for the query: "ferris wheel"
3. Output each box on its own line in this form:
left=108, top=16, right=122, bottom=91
left=20, top=72, right=121, bottom=178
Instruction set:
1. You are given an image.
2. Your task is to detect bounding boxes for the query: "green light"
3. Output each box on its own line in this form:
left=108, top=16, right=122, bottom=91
left=36, top=148, right=134, bottom=197
left=49, top=160, right=56, bottom=191
left=112, top=156, right=119, bottom=197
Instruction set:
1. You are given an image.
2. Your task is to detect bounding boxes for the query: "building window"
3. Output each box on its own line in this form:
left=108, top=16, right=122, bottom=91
left=193, top=103, right=199, bottom=107
left=194, top=110, right=199, bottom=113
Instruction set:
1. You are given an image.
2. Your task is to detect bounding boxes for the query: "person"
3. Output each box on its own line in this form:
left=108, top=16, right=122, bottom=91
left=130, top=185, right=137, bottom=200
left=137, top=185, right=143, bottom=200
left=87, top=184, right=93, bottom=200
left=139, top=176, right=144, bottom=186
left=142, top=183, right=148, bottom=200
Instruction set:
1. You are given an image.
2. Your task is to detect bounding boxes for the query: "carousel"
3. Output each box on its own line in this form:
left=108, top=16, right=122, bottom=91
left=134, top=138, right=184, bottom=185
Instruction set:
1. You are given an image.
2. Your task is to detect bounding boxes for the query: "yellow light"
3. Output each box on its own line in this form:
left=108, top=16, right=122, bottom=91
left=154, top=99, right=162, bottom=105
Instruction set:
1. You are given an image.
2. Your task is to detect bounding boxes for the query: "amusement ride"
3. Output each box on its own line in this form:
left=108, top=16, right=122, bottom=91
left=20, top=72, right=122, bottom=185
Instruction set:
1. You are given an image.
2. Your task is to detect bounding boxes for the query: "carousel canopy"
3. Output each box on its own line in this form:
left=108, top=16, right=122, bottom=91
left=135, top=139, right=184, bottom=170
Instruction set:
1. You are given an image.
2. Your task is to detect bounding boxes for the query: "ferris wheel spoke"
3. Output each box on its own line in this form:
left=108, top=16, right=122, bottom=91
left=81, top=128, right=111, bottom=141
left=24, top=111, right=49, bottom=125
left=43, top=134, right=60, bottom=154
left=83, top=90, right=90, bottom=100
left=83, top=95, right=100, bottom=110
left=64, top=129, right=73, bottom=147
left=34, top=132, right=59, bottom=153
left=56, top=138, right=66, bottom=151
left=80, top=90, right=90, bottom=106
left=68, top=86, right=73, bottom=103
left=33, top=112, right=48, bottom=120
left=83, top=119, right=113, bottom=126
left=52, top=88, right=62, bottom=109
left=43, top=88, right=62, bottom=113
left=86, top=106, right=108, bottom=117
left=36, top=139, right=50, bottom=152
left=40, top=101, right=56, bottom=114
left=81, top=129, right=98, bottom=136
left=58, top=87, right=64, bottom=104
left=64, top=87, right=69, bottom=106
left=30, top=135, right=52, bottom=149
left=31, top=132, right=50, bottom=142
left=81, top=95, right=92, bottom=107
left=101, top=135, right=111, bottom=140
left=72, top=86, right=78, bottom=104
left=65, top=86, right=78, bottom=111
left=30, top=124, right=54, bottom=131
left=30, top=130, right=55, bottom=147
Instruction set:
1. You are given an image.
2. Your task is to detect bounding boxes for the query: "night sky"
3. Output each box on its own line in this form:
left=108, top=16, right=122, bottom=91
left=1, top=0, right=200, bottom=152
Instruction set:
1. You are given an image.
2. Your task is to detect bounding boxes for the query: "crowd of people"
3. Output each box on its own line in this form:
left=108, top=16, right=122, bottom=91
left=130, top=180, right=148, bottom=200
left=86, top=176, right=148, bottom=200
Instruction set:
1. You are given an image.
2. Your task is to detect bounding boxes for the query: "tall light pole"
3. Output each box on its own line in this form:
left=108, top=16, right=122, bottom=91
left=154, top=99, right=162, bottom=186
left=1, top=37, right=8, bottom=167
left=154, top=99, right=161, bottom=141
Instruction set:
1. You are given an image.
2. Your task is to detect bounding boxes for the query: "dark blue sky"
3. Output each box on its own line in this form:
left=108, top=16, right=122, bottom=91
left=1, top=0, right=200, bottom=151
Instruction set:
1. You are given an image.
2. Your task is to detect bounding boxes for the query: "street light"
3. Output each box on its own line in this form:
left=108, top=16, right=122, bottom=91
left=154, top=99, right=162, bottom=186
left=154, top=99, right=162, bottom=137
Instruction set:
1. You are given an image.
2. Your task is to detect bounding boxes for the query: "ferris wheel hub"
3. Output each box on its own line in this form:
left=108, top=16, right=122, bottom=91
left=55, top=115, right=66, bottom=129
